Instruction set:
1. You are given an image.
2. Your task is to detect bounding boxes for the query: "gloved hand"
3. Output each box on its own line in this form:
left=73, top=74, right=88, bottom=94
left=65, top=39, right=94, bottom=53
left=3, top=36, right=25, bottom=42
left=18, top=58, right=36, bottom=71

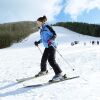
left=48, top=39, right=53, bottom=46
left=34, top=41, right=39, bottom=46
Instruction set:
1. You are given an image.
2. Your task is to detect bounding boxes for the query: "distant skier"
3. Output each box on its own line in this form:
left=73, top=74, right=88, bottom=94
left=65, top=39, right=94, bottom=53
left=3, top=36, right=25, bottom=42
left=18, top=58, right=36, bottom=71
left=92, top=41, right=95, bottom=45
left=84, top=42, right=86, bottom=46
left=97, top=41, right=99, bottom=45
left=34, top=16, right=65, bottom=82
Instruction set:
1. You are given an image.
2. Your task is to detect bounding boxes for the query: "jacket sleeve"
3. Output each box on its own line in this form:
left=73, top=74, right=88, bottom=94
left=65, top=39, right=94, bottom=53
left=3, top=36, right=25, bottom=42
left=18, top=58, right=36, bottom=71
left=38, top=39, right=42, bottom=43
left=46, top=25, right=57, bottom=40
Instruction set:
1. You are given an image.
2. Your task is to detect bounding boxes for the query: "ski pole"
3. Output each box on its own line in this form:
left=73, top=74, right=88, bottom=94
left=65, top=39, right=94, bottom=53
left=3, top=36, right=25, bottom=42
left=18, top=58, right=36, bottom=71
left=37, top=46, right=52, bottom=70
left=37, top=46, right=42, bottom=55
left=52, top=45, right=75, bottom=71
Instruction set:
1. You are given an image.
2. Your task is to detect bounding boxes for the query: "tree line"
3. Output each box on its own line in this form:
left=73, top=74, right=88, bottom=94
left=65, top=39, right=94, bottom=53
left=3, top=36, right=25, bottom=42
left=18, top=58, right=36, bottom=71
left=0, top=21, right=38, bottom=48
left=54, top=22, right=100, bottom=37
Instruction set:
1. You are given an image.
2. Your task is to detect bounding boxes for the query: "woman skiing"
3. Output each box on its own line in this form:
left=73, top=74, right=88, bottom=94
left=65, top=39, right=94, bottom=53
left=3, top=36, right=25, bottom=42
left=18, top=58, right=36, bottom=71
left=34, top=16, right=66, bottom=82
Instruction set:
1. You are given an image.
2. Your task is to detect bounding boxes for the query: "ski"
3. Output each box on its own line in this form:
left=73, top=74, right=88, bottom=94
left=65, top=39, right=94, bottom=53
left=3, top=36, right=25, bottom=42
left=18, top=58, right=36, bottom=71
left=16, top=74, right=48, bottom=83
left=16, top=76, right=37, bottom=83
left=24, top=76, right=80, bottom=88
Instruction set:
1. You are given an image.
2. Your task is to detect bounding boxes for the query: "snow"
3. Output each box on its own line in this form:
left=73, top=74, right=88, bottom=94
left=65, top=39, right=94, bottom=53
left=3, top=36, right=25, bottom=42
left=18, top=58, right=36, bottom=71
left=0, top=26, right=100, bottom=100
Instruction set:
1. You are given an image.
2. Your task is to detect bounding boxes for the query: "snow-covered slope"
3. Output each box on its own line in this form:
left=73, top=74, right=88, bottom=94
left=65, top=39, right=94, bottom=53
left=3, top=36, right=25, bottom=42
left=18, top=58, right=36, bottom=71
left=0, top=26, right=100, bottom=100
left=11, top=26, right=100, bottom=48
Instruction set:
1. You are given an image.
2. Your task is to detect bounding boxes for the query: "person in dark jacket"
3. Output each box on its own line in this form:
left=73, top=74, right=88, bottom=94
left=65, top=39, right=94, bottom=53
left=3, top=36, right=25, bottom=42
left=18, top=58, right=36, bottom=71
left=34, top=16, right=65, bottom=81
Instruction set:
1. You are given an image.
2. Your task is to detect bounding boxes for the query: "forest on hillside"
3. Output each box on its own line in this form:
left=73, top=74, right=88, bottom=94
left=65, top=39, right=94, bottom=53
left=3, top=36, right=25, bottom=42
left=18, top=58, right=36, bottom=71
left=55, top=22, right=100, bottom=37
left=0, top=21, right=38, bottom=48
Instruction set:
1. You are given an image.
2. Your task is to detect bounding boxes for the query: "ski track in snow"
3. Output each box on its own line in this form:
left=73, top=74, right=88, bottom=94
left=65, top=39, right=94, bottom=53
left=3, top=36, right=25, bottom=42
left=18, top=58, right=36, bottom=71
left=0, top=26, right=100, bottom=100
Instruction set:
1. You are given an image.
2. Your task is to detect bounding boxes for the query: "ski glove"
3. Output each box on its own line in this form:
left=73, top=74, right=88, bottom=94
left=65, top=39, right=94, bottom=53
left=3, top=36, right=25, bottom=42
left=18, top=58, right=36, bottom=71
left=48, top=39, right=53, bottom=46
left=34, top=41, right=40, bottom=46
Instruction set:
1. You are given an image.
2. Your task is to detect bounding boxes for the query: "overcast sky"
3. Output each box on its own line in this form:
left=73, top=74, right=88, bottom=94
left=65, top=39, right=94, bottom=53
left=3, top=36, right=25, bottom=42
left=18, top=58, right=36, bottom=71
left=0, top=0, right=100, bottom=24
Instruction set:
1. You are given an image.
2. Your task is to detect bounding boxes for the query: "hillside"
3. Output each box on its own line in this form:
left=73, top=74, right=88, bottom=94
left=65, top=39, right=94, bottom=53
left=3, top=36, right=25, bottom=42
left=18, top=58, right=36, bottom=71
left=0, top=21, right=38, bottom=48
left=55, top=22, right=100, bottom=37
left=0, top=26, right=100, bottom=100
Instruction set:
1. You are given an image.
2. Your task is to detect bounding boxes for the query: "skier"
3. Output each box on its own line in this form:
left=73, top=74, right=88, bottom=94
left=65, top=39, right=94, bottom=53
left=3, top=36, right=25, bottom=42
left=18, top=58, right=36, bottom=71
left=34, top=16, right=66, bottom=82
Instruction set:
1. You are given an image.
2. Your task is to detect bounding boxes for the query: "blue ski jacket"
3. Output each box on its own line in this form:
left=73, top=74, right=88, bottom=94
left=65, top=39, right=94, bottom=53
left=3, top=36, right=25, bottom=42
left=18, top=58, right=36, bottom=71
left=39, top=24, right=57, bottom=48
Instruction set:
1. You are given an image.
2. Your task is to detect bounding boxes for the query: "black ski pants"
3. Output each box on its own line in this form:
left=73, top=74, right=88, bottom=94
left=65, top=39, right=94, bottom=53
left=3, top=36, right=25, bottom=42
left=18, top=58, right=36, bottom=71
left=40, top=46, right=62, bottom=75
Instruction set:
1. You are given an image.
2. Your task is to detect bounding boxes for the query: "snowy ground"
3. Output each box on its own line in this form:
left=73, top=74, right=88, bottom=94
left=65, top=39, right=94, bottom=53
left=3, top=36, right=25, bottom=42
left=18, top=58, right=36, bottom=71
left=0, top=26, right=100, bottom=100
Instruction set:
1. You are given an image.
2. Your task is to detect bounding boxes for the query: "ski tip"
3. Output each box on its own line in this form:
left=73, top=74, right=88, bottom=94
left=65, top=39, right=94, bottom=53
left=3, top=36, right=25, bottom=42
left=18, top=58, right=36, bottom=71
left=16, top=80, right=23, bottom=83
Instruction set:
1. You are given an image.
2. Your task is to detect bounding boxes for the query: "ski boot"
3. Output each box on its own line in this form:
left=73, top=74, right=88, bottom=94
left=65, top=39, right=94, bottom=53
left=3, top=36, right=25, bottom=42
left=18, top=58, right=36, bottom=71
left=35, top=70, right=48, bottom=77
left=49, top=73, right=67, bottom=82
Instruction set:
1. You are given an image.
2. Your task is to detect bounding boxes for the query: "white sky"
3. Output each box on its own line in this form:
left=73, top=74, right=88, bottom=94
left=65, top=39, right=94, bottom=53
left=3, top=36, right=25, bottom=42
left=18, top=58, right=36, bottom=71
left=0, top=0, right=63, bottom=23
left=0, top=0, right=100, bottom=23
